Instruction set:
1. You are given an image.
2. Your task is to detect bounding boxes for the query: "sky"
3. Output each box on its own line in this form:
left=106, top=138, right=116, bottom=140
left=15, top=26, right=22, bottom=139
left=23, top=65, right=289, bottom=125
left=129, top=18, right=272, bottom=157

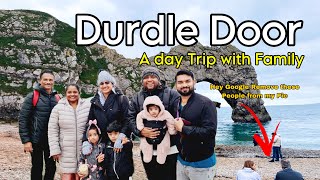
left=1, top=0, right=319, bottom=106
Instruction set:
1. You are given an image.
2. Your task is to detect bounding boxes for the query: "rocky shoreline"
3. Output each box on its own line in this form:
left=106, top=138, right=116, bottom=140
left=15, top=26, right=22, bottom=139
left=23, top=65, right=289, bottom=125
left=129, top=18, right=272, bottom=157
left=1, top=123, right=319, bottom=179
left=215, top=144, right=320, bottom=158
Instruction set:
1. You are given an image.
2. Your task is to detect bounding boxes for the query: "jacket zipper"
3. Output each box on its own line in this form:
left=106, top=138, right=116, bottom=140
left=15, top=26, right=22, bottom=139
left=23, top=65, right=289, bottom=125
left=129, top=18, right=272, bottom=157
left=113, top=151, right=120, bottom=179
left=177, top=98, right=187, bottom=161
left=74, top=109, right=78, bottom=161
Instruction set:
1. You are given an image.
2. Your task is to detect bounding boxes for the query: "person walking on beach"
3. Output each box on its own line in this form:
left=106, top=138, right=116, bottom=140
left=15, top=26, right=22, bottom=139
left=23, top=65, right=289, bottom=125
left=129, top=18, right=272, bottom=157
left=19, top=69, right=59, bottom=180
left=128, top=67, right=180, bottom=180
left=174, top=70, right=217, bottom=180
left=270, top=132, right=281, bottom=162
left=236, top=160, right=261, bottom=180
left=275, top=159, right=304, bottom=180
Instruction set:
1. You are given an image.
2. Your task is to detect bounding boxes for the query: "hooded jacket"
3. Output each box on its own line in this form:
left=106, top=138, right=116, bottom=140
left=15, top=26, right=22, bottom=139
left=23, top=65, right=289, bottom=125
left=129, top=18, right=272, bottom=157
left=136, top=96, right=176, bottom=164
left=19, top=84, right=59, bottom=144
left=128, top=83, right=180, bottom=147
left=78, top=120, right=105, bottom=180
left=48, top=97, right=91, bottom=173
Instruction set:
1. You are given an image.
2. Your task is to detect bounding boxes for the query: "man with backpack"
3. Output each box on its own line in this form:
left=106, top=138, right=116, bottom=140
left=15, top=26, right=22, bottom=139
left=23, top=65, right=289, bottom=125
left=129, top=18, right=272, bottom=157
left=128, top=67, right=180, bottom=180
left=19, top=69, right=60, bottom=180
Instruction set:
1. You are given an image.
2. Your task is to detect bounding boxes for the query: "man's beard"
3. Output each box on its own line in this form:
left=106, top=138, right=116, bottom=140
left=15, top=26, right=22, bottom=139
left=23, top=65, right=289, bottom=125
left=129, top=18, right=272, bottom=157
left=177, top=87, right=194, bottom=96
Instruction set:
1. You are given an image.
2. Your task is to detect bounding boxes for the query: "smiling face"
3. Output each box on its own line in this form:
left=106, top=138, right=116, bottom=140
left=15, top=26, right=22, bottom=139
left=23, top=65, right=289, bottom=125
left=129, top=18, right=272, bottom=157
left=176, top=74, right=195, bottom=96
left=66, top=85, right=79, bottom=104
left=99, top=81, right=113, bottom=96
left=39, top=73, right=54, bottom=92
left=142, top=75, right=159, bottom=91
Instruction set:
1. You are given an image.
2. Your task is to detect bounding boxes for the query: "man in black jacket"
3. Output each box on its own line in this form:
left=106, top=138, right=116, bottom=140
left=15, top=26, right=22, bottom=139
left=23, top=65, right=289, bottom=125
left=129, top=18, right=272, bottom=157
left=128, top=67, right=180, bottom=180
left=174, top=70, right=217, bottom=180
left=275, top=159, right=304, bottom=180
left=19, top=70, right=58, bottom=180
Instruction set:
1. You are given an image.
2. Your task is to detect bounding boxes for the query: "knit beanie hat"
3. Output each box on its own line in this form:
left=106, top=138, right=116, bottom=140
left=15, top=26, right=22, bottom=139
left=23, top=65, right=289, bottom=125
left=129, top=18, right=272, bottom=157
left=141, top=67, right=161, bottom=81
left=97, top=70, right=116, bottom=86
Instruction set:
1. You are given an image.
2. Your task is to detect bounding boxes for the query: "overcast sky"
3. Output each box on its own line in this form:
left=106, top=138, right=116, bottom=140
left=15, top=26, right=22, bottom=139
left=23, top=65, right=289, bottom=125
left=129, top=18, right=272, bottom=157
left=1, top=0, right=319, bottom=106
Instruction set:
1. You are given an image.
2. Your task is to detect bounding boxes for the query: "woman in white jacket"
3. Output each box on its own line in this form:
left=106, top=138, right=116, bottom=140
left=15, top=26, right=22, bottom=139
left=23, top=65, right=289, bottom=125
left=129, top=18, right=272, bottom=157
left=48, top=84, right=91, bottom=180
left=236, top=160, right=261, bottom=180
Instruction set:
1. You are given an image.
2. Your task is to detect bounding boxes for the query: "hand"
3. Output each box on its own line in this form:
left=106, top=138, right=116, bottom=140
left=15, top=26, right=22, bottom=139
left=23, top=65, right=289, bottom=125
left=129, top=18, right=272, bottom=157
left=78, top=172, right=85, bottom=178
left=52, top=154, right=61, bottom=162
left=141, top=127, right=160, bottom=139
left=114, top=147, right=122, bottom=153
left=114, top=133, right=126, bottom=151
left=24, top=142, right=33, bottom=153
left=174, top=118, right=184, bottom=132
left=122, top=137, right=129, bottom=145
left=96, top=153, right=105, bottom=163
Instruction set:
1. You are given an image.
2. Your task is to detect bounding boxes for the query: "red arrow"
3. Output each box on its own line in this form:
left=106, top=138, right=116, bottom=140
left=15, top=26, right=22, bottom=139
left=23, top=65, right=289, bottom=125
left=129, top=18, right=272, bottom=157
left=240, top=103, right=281, bottom=156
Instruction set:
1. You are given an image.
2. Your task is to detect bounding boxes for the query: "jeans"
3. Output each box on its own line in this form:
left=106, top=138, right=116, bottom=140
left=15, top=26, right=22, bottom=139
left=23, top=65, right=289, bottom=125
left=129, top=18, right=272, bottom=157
left=141, top=152, right=177, bottom=180
left=272, top=146, right=281, bottom=161
left=30, top=140, right=56, bottom=180
left=176, top=160, right=216, bottom=180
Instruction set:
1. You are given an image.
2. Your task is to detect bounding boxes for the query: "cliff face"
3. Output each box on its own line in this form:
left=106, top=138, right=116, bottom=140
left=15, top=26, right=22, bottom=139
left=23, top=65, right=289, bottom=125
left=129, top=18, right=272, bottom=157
left=0, top=10, right=270, bottom=122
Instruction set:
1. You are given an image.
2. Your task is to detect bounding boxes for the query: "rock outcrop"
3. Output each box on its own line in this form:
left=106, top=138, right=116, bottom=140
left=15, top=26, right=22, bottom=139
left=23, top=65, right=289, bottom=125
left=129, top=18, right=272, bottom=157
left=0, top=10, right=270, bottom=122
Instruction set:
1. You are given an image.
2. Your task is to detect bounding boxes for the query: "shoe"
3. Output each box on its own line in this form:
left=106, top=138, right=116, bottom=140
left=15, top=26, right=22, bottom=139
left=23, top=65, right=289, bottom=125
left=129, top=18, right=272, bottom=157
left=269, top=160, right=275, bottom=162
left=275, top=159, right=279, bottom=161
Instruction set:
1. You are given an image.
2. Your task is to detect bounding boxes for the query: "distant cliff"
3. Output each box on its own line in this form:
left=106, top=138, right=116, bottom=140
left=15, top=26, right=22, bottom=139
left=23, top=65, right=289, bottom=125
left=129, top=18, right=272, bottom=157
left=0, top=10, right=270, bottom=122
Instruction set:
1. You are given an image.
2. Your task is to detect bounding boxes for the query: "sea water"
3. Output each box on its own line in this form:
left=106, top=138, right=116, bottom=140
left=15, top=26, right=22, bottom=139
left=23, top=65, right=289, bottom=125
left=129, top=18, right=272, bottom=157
left=216, top=103, right=320, bottom=150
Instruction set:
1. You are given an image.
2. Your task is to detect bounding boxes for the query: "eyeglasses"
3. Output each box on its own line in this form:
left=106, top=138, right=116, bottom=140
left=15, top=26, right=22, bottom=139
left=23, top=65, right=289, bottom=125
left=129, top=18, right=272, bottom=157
left=99, top=81, right=111, bottom=85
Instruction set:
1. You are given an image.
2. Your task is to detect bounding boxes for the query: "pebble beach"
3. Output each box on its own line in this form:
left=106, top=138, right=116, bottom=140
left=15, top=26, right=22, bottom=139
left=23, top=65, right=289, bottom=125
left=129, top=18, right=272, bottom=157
left=1, top=123, right=319, bottom=180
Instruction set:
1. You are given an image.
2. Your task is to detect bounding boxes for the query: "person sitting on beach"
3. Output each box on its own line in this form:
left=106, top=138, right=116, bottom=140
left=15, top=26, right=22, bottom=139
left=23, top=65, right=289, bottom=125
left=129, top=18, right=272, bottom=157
left=236, top=160, right=261, bottom=180
left=275, top=159, right=304, bottom=180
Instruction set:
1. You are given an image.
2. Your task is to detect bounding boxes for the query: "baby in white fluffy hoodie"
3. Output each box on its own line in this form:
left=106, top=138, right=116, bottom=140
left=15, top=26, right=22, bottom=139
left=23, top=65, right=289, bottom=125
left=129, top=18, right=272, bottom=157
left=136, top=95, right=176, bottom=164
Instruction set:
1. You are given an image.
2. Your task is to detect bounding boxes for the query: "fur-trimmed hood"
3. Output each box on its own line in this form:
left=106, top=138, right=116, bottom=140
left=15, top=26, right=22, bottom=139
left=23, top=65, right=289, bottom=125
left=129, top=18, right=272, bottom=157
left=142, top=95, right=165, bottom=119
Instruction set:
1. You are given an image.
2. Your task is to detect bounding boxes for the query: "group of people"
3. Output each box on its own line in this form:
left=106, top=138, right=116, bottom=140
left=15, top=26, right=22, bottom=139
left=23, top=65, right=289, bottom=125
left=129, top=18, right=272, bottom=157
left=236, top=159, right=304, bottom=180
left=19, top=68, right=218, bottom=180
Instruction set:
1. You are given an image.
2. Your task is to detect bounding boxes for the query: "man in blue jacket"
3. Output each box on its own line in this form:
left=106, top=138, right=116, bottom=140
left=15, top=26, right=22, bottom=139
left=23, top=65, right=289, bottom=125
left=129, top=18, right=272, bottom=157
left=174, top=70, right=217, bottom=180
left=19, top=70, right=58, bottom=180
left=275, top=159, right=304, bottom=180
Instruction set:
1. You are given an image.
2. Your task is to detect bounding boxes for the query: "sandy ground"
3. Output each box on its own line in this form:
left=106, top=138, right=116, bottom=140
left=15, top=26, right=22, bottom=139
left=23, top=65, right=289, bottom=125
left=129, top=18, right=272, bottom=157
left=0, top=123, right=319, bottom=180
